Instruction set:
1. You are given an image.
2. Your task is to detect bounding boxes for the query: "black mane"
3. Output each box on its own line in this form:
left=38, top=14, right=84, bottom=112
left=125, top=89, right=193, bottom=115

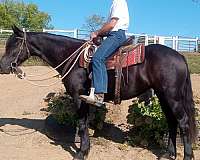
left=29, top=31, right=86, bottom=43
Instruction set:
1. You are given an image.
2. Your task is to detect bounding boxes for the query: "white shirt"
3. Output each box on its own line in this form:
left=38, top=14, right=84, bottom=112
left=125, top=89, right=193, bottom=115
left=108, top=0, right=129, bottom=31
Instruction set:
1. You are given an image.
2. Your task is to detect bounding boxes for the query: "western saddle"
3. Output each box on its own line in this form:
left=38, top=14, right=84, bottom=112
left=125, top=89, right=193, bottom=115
left=79, top=36, right=145, bottom=104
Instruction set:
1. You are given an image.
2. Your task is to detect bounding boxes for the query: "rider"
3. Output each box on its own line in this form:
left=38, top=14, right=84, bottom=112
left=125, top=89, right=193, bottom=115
left=80, top=0, right=129, bottom=105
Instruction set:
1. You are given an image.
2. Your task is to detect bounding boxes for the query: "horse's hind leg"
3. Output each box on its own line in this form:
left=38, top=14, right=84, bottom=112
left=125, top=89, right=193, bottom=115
left=167, top=118, right=178, bottom=159
left=173, top=101, right=193, bottom=160
left=164, top=98, right=194, bottom=160
left=158, top=95, right=178, bottom=159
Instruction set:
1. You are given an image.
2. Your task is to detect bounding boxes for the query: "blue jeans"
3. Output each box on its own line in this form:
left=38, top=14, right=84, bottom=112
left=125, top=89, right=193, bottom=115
left=92, top=29, right=127, bottom=93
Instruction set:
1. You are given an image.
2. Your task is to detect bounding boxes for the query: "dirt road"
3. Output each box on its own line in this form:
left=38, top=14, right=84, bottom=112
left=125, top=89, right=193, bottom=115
left=0, top=66, right=199, bottom=160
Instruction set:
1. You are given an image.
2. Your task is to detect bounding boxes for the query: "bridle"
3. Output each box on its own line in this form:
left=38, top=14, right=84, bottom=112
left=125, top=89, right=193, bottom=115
left=11, top=31, right=31, bottom=73
left=9, top=31, right=95, bottom=87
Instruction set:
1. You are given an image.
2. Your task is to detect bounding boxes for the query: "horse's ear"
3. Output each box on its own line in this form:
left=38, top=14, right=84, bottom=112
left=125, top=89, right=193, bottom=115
left=12, top=25, right=23, bottom=37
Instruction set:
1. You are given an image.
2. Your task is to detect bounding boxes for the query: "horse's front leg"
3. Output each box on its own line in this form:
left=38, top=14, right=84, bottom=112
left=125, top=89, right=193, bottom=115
left=73, top=95, right=90, bottom=160
left=74, top=115, right=90, bottom=160
left=64, top=68, right=90, bottom=160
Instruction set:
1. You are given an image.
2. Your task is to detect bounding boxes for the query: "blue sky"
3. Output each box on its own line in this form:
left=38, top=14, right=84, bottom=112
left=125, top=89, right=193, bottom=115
left=24, top=0, right=200, bottom=37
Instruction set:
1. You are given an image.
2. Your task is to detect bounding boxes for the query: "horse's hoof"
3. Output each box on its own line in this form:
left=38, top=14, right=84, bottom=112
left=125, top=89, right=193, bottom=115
left=169, top=155, right=176, bottom=160
left=183, top=156, right=193, bottom=160
left=73, top=152, right=84, bottom=160
left=73, top=157, right=84, bottom=160
left=168, top=147, right=176, bottom=160
left=73, top=158, right=83, bottom=160
left=160, top=152, right=176, bottom=160
left=168, top=152, right=176, bottom=160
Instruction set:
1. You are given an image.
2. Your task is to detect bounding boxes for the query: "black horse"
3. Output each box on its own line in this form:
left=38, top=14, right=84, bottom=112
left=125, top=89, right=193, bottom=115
left=0, top=26, right=197, bottom=160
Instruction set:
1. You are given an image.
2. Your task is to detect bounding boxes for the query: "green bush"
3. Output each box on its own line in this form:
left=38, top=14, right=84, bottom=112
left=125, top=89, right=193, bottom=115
left=47, top=93, right=78, bottom=126
left=127, top=96, right=168, bottom=147
left=46, top=92, right=107, bottom=130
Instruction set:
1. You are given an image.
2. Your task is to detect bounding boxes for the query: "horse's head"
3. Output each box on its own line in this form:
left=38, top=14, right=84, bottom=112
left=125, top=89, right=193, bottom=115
left=0, top=26, right=30, bottom=74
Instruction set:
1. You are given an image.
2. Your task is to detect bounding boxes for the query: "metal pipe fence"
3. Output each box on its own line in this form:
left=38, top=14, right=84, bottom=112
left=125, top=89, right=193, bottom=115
left=0, top=28, right=199, bottom=53
left=127, top=33, right=199, bottom=53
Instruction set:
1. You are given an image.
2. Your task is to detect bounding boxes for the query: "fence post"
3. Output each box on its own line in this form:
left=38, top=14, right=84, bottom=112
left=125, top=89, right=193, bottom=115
left=196, top=37, right=199, bottom=52
left=0, top=29, right=2, bottom=34
left=154, top=36, right=157, bottom=44
left=175, top=36, right=178, bottom=51
left=172, top=36, right=178, bottom=50
left=145, top=34, right=148, bottom=46
left=73, top=29, right=78, bottom=38
left=158, top=36, right=165, bottom=45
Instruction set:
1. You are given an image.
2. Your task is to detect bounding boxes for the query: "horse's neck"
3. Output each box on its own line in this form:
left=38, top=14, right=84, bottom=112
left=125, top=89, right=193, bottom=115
left=30, top=33, right=84, bottom=73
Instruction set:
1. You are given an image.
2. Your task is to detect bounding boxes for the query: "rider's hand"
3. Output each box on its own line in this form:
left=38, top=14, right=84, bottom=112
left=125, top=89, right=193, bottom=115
left=90, top=31, right=98, bottom=40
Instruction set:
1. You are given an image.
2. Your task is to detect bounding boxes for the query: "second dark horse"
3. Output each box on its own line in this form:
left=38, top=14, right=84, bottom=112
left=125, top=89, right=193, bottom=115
left=0, top=26, right=197, bottom=160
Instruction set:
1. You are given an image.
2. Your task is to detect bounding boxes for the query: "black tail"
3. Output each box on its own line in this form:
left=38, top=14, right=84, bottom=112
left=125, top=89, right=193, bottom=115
left=183, top=58, right=197, bottom=143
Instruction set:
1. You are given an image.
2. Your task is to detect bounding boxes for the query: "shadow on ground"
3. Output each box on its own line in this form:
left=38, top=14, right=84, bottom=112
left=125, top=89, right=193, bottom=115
left=0, top=114, right=168, bottom=159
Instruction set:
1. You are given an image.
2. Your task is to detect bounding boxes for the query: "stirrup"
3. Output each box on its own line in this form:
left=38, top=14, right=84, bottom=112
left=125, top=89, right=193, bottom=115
left=79, top=88, right=105, bottom=107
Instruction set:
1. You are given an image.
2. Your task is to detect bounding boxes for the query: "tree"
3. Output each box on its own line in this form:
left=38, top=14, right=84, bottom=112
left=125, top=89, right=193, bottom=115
left=83, top=14, right=105, bottom=32
left=0, top=0, right=53, bottom=30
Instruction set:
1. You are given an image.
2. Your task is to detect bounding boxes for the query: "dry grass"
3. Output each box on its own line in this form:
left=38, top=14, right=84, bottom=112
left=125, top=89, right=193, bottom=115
left=184, top=53, right=200, bottom=74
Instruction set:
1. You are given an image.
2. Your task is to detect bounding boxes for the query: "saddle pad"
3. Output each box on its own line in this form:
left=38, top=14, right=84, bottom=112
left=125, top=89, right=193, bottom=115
left=79, top=44, right=145, bottom=70
left=106, top=44, right=145, bottom=70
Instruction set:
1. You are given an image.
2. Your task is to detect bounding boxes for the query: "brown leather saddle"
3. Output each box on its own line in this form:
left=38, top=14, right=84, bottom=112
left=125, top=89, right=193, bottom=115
left=79, top=36, right=145, bottom=104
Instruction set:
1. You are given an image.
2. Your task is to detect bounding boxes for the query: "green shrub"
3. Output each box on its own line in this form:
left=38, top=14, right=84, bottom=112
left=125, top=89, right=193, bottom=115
left=127, top=96, right=168, bottom=147
left=46, top=92, right=107, bottom=130
left=47, top=93, right=78, bottom=126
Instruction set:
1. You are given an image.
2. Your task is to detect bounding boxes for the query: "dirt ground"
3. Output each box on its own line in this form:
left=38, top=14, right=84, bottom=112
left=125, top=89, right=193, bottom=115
left=0, top=66, right=199, bottom=160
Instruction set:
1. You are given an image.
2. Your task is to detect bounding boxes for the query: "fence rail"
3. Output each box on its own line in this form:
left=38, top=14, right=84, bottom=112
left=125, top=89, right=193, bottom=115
left=127, top=33, right=199, bottom=53
left=0, top=28, right=199, bottom=53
